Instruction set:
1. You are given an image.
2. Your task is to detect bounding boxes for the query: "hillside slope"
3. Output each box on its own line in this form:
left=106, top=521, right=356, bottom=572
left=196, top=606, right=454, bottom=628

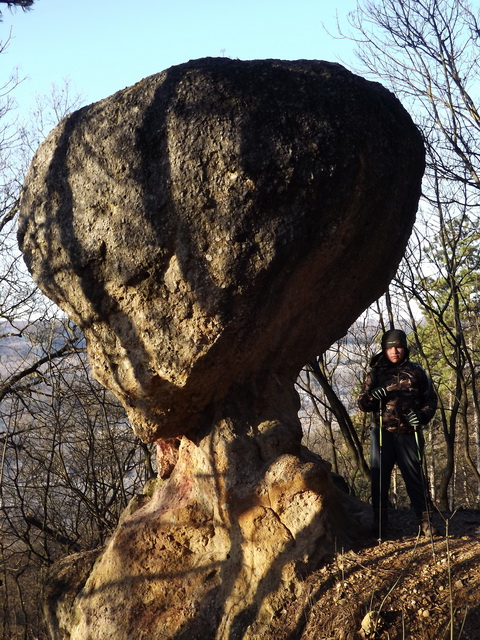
left=279, top=508, right=480, bottom=640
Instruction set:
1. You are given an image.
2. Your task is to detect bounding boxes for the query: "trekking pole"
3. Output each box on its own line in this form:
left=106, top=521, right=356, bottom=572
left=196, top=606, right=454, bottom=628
left=378, top=399, right=383, bottom=542
left=414, top=426, right=436, bottom=559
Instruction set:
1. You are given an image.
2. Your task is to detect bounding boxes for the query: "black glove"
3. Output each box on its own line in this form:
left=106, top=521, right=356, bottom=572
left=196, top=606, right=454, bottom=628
left=371, top=387, right=387, bottom=401
left=407, top=410, right=421, bottom=428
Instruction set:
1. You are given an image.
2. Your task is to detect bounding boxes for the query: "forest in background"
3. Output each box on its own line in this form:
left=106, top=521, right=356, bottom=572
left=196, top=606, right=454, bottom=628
left=2, top=0, right=480, bottom=637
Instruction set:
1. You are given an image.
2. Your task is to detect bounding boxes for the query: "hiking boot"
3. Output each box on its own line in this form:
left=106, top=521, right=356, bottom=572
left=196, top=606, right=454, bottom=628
left=418, top=511, right=439, bottom=537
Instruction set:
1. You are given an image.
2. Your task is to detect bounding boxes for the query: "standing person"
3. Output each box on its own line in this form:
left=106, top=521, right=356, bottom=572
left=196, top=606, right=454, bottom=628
left=358, top=329, right=438, bottom=538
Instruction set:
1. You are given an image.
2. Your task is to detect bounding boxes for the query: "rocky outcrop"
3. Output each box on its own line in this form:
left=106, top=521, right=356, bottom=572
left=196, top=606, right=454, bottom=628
left=18, top=58, right=424, bottom=639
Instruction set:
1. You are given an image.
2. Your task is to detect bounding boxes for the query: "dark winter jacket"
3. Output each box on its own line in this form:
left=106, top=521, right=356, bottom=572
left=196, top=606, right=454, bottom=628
left=358, top=352, right=438, bottom=433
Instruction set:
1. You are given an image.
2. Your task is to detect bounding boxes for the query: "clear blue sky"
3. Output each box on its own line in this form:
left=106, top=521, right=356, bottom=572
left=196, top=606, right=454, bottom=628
left=1, top=0, right=359, bottom=117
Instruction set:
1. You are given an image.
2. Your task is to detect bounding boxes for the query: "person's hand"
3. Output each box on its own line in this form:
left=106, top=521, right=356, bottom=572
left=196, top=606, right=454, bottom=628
left=407, top=410, right=421, bottom=428
left=371, top=387, right=387, bottom=401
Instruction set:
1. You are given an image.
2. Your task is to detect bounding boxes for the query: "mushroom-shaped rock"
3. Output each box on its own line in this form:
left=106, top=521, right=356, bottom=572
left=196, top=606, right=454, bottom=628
left=19, top=59, right=424, bottom=640
left=18, top=57, right=424, bottom=443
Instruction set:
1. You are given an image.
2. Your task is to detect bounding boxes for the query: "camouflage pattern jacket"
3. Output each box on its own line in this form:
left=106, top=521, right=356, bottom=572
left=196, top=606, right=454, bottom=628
left=358, top=353, right=438, bottom=434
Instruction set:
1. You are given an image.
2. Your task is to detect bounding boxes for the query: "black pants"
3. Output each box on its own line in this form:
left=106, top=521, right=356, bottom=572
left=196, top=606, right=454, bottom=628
left=370, top=427, right=428, bottom=515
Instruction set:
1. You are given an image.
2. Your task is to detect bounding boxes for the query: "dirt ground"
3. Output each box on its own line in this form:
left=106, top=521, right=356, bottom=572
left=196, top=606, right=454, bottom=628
left=282, top=508, right=480, bottom=640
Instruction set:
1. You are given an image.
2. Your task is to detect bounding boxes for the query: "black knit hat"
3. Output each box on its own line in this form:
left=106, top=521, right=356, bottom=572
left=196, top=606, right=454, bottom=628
left=381, top=329, right=408, bottom=350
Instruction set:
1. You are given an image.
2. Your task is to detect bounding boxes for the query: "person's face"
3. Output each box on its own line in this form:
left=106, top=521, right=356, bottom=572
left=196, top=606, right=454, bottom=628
left=385, top=346, right=405, bottom=363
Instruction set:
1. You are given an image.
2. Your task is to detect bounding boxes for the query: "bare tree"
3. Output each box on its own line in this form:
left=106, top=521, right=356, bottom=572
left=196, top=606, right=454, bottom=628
left=297, top=317, right=384, bottom=498
left=0, top=1, right=34, bottom=12
left=335, top=0, right=480, bottom=509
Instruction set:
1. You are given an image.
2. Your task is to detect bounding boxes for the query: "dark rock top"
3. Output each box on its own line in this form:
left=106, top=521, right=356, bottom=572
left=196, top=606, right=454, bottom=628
left=18, top=57, right=424, bottom=441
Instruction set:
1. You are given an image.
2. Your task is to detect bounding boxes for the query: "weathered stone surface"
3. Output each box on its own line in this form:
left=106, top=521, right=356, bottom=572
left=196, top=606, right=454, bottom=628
left=18, top=58, right=424, bottom=640
left=18, top=57, right=424, bottom=443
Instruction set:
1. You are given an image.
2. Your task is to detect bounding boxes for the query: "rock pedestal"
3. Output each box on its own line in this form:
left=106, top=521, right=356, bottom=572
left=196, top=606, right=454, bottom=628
left=44, top=374, right=369, bottom=640
left=19, top=58, right=424, bottom=639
